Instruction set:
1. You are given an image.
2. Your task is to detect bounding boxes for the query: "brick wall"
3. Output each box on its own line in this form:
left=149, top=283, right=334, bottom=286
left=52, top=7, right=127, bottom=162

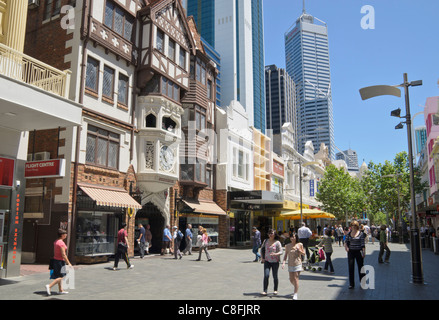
left=24, top=0, right=74, bottom=71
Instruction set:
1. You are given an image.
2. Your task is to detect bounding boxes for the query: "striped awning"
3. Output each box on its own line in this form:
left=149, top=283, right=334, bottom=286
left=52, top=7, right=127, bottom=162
left=78, top=183, right=142, bottom=209
left=182, top=199, right=226, bottom=216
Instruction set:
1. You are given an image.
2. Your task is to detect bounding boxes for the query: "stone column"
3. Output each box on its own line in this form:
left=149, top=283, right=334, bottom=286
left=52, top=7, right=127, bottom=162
left=3, top=0, right=28, bottom=52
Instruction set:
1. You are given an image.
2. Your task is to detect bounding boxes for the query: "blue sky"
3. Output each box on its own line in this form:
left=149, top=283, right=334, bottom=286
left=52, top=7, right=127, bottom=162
left=263, top=0, right=439, bottom=165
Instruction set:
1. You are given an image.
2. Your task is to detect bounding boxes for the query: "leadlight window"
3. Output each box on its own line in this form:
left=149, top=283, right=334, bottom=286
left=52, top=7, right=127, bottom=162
left=179, top=49, right=186, bottom=69
left=44, top=0, right=62, bottom=20
left=85, top=56, right=99, bottom=92
left=102, top=66, right=115, bottom=99
left=118, top=73, right=129, bottom=105
left=168, top=39, right=176, bottom=61
left=104, top=0, right=134, bottom=41
left=195, top=106, right=206, bottom=131
left=156, top=29, right=164, bottom=53
left=86, top=124, right=120, bottom=169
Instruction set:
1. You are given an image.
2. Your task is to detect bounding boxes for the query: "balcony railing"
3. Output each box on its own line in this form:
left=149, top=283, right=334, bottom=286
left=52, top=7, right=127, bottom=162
left=0, top=43, right=71, bottom=98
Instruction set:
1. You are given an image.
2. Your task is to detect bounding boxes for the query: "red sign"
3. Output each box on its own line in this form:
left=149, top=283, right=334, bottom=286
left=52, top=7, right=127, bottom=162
left=0, top=157, right=15, bottom=187
left=273, top=160, right=284, bottom=177
left=25, top=159, right=65, bottom=179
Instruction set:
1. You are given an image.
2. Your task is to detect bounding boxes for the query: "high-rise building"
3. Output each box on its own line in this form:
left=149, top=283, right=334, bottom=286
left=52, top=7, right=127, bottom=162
left=285, top=3, right=335, bottom=158
left=336, top=149, right=359, bottom=172
left=265, top=65, right=297, bottom=147
left=186, top=0, right=266, bottom=132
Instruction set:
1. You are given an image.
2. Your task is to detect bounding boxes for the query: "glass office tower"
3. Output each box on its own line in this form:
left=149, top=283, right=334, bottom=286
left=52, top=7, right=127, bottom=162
left=285, top=7, right=335, bottom=158
left=186, top=0, right=266, bottom=133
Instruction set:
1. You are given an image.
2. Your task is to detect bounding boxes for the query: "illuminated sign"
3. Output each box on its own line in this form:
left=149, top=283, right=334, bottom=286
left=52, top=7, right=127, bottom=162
left=24, top=159, right=65, bottom=179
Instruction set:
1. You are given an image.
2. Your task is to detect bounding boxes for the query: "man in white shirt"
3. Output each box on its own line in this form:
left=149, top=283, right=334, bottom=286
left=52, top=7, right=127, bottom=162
left=298, top=223, right=312, bottom=260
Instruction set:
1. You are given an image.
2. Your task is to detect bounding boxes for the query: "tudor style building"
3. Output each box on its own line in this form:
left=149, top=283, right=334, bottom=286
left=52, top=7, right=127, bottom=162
left=20, top=0, right=226, bottom=263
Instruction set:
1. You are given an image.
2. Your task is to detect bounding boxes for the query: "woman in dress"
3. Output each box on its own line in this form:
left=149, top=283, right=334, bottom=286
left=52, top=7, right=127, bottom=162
left=317, top=228, right=334, bottom=273
left=261, top=229, right=283, bottom=296
left=45, top=229, right=72, bottom=296
left=282, top=232, right=305, bottom=300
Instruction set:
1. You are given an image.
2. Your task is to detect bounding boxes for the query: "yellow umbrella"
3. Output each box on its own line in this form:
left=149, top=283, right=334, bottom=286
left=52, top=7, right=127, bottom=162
left=280, top=209, right=335, bottom=220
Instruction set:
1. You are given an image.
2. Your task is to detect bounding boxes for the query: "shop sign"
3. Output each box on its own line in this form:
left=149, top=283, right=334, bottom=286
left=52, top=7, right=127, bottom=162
left=310, top=180, right=315, bottom=197
left=0, top=157, right=15, bottom=187
left=24, top=159, right=65, bottom=179
left=273, top=160, right=284, bottom=176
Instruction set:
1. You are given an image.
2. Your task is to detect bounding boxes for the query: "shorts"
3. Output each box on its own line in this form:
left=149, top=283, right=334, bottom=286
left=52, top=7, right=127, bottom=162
left=288, top=265, right=303, bottom=273
left=50, top=259, right=66, bottom=279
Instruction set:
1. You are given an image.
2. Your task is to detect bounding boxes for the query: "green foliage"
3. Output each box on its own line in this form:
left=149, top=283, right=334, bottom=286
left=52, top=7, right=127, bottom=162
left=316, top=151, right=428, bottom=226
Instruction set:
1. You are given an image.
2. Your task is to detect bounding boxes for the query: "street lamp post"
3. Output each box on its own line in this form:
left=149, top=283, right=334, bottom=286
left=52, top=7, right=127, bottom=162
left=289, top=159, right=320, bottom=225
left=359, top=73, right=424, bottom=284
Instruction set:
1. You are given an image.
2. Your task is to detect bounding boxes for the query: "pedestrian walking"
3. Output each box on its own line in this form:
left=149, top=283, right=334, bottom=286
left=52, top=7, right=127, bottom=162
left=196, top=228, right=212, bottom=261
left=161, top=224, right=172, bottom=255
left=260, top=229, right=283, bottom=296
left=252, top=226, right=262, bottom=262
left=182, top=223, right=193, bottom=255
left=137, top=224, right=146, bottom=259
left=378, top=224, right=391, bottom=264
left=282, top=232, right=304, bottom=300
left=336, top=225, right=344, bottom=246
left=317, top=229, right=334, bottom=273
left=173, top=226, right=183, bottom=259
left=298, top=222, right=312, bottom=260
left=344, top=220, right=366, bottom=289
left=145, top=224, right=152, bottom=255
left=45, top=229, right=72, bottom=296
left=370, top=224, right=376, bottom=245
left=113, top=223, right=134, bottom=270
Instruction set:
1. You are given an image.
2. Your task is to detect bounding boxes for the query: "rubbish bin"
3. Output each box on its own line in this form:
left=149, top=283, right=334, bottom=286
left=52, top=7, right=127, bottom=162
left=434, top=238, right=439, bottom=255
left=421, top=237, right=426, bottom=248
left=426, top=236, right=430, bottom=248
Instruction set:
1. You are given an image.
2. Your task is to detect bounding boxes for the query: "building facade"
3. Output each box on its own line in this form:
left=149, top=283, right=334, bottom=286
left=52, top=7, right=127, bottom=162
left=185, top=0, right=266, bottom=133
left=335, top=149, right=359, bottom=172
left=284, top=6, right=335, bottom=159
left=265, top=64, right=297, bottom=148
left=0, top=0, right=82, bottom=277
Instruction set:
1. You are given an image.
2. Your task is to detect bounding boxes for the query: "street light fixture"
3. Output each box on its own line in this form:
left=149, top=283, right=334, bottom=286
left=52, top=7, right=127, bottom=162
left=286, top=159, right=320, bottom=225
left=359, top=73, right=424, bottom=284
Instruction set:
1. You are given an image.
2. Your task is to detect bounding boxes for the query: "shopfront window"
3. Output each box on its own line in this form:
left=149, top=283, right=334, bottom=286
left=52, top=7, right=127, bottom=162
left=76, top=211, right=118, bottom=257
left=180, top=215, right=218, bottom=247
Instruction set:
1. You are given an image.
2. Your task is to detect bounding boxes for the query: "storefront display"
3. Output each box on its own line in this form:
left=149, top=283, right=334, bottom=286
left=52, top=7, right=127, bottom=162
left=76, top=211, right=118, bottom=257
left=180, top=215, right=219, bottom=247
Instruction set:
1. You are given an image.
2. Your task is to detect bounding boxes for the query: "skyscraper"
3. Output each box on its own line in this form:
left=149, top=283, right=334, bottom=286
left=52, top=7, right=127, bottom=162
left=186, top=0, right=266, bottom=132
left=265, top=64, right=297, bottom=144
left=285, top=3, right=335, bottom=158
left=336, top=149, right=359, bottom=172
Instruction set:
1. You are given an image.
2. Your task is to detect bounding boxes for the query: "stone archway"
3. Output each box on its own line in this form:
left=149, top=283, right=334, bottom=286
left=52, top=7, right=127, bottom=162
left=135, top=202, right=165, bottom=254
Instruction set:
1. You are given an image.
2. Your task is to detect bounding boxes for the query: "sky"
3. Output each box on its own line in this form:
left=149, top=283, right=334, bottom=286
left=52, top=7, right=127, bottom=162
left=263, top=0, right=439, bottom=166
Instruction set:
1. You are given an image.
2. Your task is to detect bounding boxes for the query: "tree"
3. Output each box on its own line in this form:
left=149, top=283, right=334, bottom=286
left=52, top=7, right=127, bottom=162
left=316, top=165, right=367, bottom=224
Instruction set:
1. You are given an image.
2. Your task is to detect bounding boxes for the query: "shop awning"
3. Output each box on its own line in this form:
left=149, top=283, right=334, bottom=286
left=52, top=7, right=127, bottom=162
left=78, top=183, right=142, bottom=209
left=181, top=199, right=226, bottom=216
left=280, top=208, right=335, bottom=220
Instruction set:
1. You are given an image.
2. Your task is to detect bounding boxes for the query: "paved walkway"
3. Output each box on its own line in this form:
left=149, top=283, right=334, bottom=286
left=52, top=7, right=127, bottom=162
left=1, top=241, right=439, bottom=301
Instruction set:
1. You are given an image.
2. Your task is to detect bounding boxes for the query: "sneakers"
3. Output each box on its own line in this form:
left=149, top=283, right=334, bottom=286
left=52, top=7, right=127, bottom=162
left=292, top=293, right=298, bottom=300
left=45, top=284, right=51, bottom=296
left=128, top=265, right=134, bottom=269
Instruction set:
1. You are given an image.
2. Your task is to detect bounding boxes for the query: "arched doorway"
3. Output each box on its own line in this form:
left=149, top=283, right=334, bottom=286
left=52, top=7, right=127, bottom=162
left=135, top=202, right=165, bottom=254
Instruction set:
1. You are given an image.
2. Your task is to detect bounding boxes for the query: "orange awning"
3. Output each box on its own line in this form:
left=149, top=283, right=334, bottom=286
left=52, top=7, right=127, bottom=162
left=182, top=199, right=226, bottom=215
left=78, top=183, right=142, bottom=209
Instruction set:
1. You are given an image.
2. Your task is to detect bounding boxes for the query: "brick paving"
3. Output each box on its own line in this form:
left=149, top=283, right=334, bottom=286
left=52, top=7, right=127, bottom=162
left=1, top=241, right=438, bottom=301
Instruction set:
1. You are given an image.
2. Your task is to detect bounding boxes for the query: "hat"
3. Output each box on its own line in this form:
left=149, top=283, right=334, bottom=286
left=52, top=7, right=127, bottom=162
left=173, top=226, right=177, bottom=229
